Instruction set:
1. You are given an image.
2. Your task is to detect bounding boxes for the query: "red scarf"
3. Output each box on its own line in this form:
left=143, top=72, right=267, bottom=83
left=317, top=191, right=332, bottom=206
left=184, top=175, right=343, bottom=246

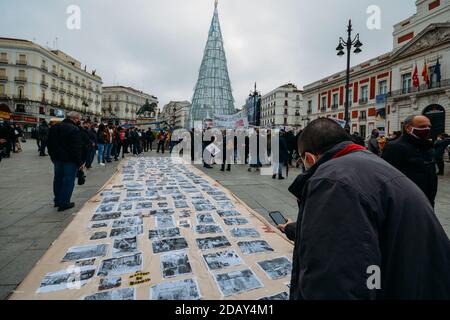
left=332, top=144, right=366, bottom=160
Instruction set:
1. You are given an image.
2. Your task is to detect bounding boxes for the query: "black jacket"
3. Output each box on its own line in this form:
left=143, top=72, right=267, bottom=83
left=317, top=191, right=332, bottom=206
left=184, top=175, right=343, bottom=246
left=38, top=124, right=49, bottom=142
left=382, top=134, right=437, bottom=206
left=434, top=138, right=450, bottom=159
left=368, top=135, right=380, bottom=155
left=287, top=141, right=450, bottom=300
left=47, top=119, right=82, bottom=166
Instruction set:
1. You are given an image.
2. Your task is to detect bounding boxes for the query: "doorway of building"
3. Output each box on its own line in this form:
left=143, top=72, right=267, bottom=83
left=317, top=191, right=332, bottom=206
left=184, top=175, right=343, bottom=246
left=423, top=104, right=445, bottom=140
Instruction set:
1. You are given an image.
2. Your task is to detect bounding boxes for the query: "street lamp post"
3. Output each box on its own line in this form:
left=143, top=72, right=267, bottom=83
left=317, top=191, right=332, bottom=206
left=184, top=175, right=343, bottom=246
left=336, top=19, right=363, bottom=131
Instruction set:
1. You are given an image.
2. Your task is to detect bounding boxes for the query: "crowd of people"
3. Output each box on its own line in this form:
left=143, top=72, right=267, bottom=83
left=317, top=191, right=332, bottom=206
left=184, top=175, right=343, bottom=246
left=0, top=121, right=26, bottom=161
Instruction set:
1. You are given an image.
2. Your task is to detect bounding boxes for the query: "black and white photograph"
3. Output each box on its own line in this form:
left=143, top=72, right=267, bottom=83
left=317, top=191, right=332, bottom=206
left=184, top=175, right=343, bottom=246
left=196, top=213, right=215, bottom=224
left=62, top=244, right=108, bottom=262
left=238, top=240, right=274, bottom=255
left=171, top=193, right=186, bottom=200
left=112, top=217, right=143, bottom=228
left=196, top=236, right=231, bottom=250
left=109, top=225, right=144, bottom=238
left=95, top=203, right=117, bottom=214
left=36, top=266, right=97, bottom=293
left=259, top=292, right=289, bottom=300
left=195, top=224, right=223, bottom=235
left=112, top=236, right=138, bottom=257
left=150, top=278, right=201, bottom=300
left=157, top=202, right=169, bottom=208
left=97, top=253, right=143, bottom=277
left=257, top=257, right=292, bottom=280
left=178, top=220, right=191, bottom=229
left=223, top=217, right=249, bottom=226
left=118, top=202, right=133, bottom=211
left=230, top=228, right=260, bottom=238
left=102, top=196, right=120, bottom=204
left=150, top=208, right=174, bottom=216
left=89, top=222, right=109, bottom=229
left=91, top=212, right=122, bottom=222
left=217, top=210, right=241, bottom=218
left=136, top=202, right=152, bottom=209
left=152, top=237, right=189, bottom=254
left=126, top=192, right=142, bottom=198
left=211, top=195, right=231, bottom=201
left=174, top=200, right=189, bottom=209
left=160, top=251, right=193, bottom=278
left=100, top=191, right=121, bottom=197
left=156, top=215, right=175, bottom=229
left=99, top=277, right=122, bottom=291
left=192, top=199, right=216, bottom=212
left=84, top=287, right=135, bottom=300
left=148, top=228, right=181, bottom=240
left=216, top=201, right=235, bottom=209
left=74, top=258, right=96, bottom=267
left=214, top=269, right=263, bottom=297
left=90, top=231, right=107, bottom=240
left=178, top=210, right=191, bottom=218
left=202, top=250, right=243, bottom=271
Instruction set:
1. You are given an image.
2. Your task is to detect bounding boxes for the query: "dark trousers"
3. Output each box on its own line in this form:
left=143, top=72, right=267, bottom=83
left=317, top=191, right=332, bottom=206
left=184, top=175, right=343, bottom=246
left=39, top=140, right=47, bottom=156
left=86, top=148, right=96, bottom=168
left=148, top=140, right=153, bottom=151
left=436, top=157, right=444, bottom=175
left=132, top=141, right=140, bottom=155
left=53, top=161, right=78, bottom=207
left=115, top=144, right=122, bottom=159
left=157, top=141, right=165, bottom=153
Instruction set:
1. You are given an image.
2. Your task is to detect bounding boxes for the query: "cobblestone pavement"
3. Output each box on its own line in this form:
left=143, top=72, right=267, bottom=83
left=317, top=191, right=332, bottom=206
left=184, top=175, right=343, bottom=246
left=0, top=141, right=448, bottom=299
left=0, top=141, right=120, bottom=299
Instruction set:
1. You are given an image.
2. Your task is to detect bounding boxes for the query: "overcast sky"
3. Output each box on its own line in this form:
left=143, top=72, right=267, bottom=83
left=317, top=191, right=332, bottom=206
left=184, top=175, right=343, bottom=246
left=0, top=0, right=416, bottom=109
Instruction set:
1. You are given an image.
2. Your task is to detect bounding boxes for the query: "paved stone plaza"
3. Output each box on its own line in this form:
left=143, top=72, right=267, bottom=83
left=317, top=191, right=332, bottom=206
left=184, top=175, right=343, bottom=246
left=0, top=141, right=449, bottom=299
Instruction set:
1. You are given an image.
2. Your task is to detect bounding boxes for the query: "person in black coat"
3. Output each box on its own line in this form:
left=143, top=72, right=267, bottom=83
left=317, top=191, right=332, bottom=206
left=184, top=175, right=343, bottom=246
left=47, top=112, right=83, bottom=211
left=382, top=115, right=437, bottom=207
left=434, top=133, right=450, bottom=176
left=279, top=118, right=450, bottom=300
left=367, top=129, right=380, bottom=156
left=38, top=120, right=50, bottom=156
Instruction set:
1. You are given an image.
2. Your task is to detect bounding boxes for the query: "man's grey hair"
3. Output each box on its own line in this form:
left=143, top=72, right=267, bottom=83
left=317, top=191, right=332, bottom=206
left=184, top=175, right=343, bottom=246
left=404, top=115, right=416, bottom=127
left=67, top=111, right=81, bottom=120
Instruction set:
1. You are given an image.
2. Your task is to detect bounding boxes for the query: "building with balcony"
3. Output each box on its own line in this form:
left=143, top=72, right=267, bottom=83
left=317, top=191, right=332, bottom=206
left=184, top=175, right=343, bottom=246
left=158, top=101, right=191, bottom=129
left=302, top=0, right=450, bottom=139
left=260, top=83, right=303, bottom=128
left=102, top=86, right=158, bottom=124
left=0, top=37, right=103, bottom=128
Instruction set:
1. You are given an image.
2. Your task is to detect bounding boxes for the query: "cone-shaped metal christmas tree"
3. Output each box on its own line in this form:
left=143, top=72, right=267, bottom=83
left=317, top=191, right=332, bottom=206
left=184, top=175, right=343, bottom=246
left=188, top=0, right=235, bottom=128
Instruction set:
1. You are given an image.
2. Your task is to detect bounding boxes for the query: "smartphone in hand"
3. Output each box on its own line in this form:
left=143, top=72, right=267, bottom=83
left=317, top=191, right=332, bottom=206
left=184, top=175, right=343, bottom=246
left=269, top=211, right=288, bottom=226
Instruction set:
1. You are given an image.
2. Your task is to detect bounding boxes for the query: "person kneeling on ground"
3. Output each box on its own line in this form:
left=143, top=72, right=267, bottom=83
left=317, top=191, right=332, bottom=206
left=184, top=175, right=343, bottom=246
left=278, top=118, right=450, bottom=300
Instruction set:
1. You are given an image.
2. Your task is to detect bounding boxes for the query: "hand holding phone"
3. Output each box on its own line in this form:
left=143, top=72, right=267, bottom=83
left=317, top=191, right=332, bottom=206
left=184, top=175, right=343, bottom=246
left=269, top=211, right=288, bottom=226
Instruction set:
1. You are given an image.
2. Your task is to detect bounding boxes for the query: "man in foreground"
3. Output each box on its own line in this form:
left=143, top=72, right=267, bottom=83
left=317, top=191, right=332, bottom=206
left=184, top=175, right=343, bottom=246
left=279, top=118, right=450, bottom=299
left=47, top=112, right=83, bottom=212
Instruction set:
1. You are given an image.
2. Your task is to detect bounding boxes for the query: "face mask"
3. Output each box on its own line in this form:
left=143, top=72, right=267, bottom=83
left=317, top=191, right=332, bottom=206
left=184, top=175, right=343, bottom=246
left=410, top=127, right=431, bottom=140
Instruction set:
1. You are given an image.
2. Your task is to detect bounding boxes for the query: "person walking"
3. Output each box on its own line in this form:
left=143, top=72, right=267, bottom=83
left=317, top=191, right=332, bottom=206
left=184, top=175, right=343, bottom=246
left=47, top=112, right=83, bottom=212
left=104, top=123, right=113, bottom=162
left=278, top=118, right=450, bottom=300
left=382, top=115, right=437, bottom=207
left=112, top=126, right=122, bottom=161
left=157, top=130, right=166, bottom=154
left=220, top=134, right=232, bottom=172
left=96, top=123, right=107, bottom=166
left=38, top=120, right=50, bottom=156
left=434, top=133, right=450, bottom=176
left=146, top=128, right=154, bottom=151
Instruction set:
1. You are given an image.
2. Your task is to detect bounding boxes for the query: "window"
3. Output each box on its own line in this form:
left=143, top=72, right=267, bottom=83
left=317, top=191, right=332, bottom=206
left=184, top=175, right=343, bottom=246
left=332, top=93, right=339, bottom=107
left=361, top=86, right=368, bottom=100
left=348, top=89, right=353, bottom=106
left=284, top=108, right=288, bottom=115
left=378, top=80, right=388, bottom=95
left=284, top=100, right=288, bottom=107
left=307, top=100, right=312, bottom=113
left=39, top=106, right=45, bottom=115
left=17, top=86, right=24, bottom=97
left=401, top=73, right=412, bottom=94
left=18, top=70, right=25, bottom=78
left=0, top=84, right=5, bottom=95
left=16, top=104, right=25, bottom=113
left=285, top=92, right=289, bottom=98
left=0, top=68, right=5, bottom=76
left=360, top=110, right=367, bottom=120
left=0, top=52, right=7, bottom=61
left=321, top=96, right=327, bottom=109
left=296, top=95, right=300, bottom=101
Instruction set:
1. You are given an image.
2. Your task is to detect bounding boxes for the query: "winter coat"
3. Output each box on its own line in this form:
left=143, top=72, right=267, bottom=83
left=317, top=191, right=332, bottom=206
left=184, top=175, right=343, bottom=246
left=38, top=124, right=49, bottom=142
left=47, top=119, right=82, bottom=166
left=382, top=134, right=437, bottom=206
left=287, top=141, right=450, bottom=300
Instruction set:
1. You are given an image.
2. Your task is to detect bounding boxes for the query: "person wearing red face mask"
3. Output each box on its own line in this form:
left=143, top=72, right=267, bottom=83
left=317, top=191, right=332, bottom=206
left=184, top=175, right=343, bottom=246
left=382, top=115, right=437, bottom=207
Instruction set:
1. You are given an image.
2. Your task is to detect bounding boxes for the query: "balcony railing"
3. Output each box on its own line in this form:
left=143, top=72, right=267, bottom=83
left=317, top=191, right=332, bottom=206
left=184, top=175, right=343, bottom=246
left=320, top=106, right=327, bottom=112
left=67, top=91, right=73, bottom=96
left=51, top=69, right=58, bottom=76
left=81, top=83, right=86, bottom=88
left=60, top=74, right=66, bottom=80
left=75, top=81, right=80, bottom=86
left=359, top=98, right=368, bottom=105
left=13, top=95, right=28, bottom=100
left=59, top=88, right=66, bottom=94
left=67, top=78, right=73, bottom=83
left=14, top=76, right=27, bottom=83
left=331, top=104, right=339, bottom=110
left=16, top=60, right=27, bottom=66
left=0, top=58, right=8, bottom=64
left=74, top=93, right=80, bottom=99
left=358, top=116, right=367, bottom=121
left=0, top=94, right=9, bottom=99
left=389, top=79, right=450, bottom=97
left=41, top=98, right=48, bottom=104
left=51, top=85, right=58, bottom=91
left=41, top=65, right=48, bottom=72
left=40, top=81, right=49, bottom=88
left=0, top=75, right=7, bottom=82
